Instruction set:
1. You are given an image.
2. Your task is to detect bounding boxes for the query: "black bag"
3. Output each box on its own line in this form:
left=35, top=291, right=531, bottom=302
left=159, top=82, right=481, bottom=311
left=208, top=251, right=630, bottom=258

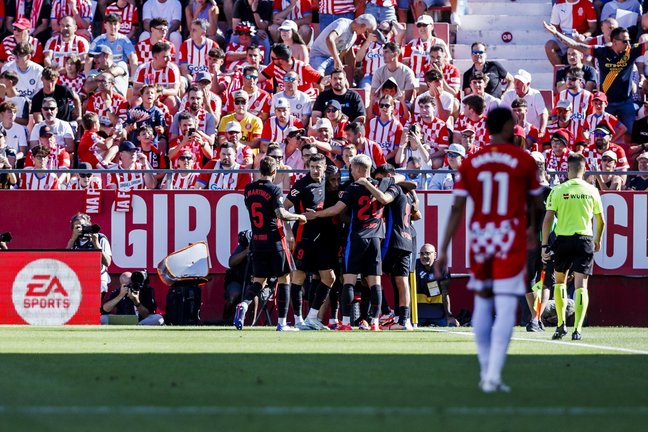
left=165, top=283, right=202, bottom=325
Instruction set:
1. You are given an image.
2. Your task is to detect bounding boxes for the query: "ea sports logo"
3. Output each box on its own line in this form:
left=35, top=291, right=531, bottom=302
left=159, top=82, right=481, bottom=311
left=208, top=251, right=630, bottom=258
left=12, top=259, right=82, bottom=325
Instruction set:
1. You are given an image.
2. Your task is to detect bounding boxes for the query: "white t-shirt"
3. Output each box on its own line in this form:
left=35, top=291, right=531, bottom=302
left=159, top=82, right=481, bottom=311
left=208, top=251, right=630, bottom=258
left=1, top=61, right=44, bottom=98
left=4, top=123, right=28, bottom=153
left=142, top=0, right=183, bottom=24
left=271, top=91, right=312, bottom=118
left=500, top=87, right=548, bottom=130
left=311, top=18, right=356, bottom=58
left=30, top=120, right=75, bottom=147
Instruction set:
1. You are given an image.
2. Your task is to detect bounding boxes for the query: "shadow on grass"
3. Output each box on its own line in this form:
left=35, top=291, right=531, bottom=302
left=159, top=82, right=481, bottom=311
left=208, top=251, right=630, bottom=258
left=1, top=354, right=646, bottom=431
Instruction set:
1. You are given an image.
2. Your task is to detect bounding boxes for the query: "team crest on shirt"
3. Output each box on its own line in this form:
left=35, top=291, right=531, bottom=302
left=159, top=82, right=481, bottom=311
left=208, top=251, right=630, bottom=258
left=245, top=123, right=251, bottom=130
left=577, top=7, right=583, bottom=15
left=30, top=79, right=36, bottom=85
left=296, top=104, right=302, bottom=109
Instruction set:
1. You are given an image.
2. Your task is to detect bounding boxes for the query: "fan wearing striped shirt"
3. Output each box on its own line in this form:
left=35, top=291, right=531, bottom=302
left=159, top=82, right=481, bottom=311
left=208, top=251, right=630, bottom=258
left=20, top=145, right=61, bottom=190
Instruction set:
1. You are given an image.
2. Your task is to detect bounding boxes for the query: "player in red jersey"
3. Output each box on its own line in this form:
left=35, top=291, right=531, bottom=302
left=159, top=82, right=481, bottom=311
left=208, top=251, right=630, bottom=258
left=234, top=156, right=307, bottom=331
left=436, top=108, right=544, bottom=393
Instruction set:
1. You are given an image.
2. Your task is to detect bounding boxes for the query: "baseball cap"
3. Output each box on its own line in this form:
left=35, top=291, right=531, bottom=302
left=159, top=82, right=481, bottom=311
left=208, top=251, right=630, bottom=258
left=460, top=125, right=476, bottom=136
left=326, top=100, right=342, bottom=111
left=232, top=90, right=249, bottom=101
left=39, top=125, right=54, bottom=137
left=313, top=117, right=333, bottom=131
left=278, top=20, right=298, bottom=33
left=416, top=15, right=434, bottom=26
left=119, top=141, right=138, bottom=152
left=592, top=91, right=608, bottom=103
left=285, top=126, right=305, bottom=136
left=551, top=129, right=570, bottom=146
left=78, top=161, right=93, bottom=170
left=89, top=45, right=113, bottom=56
left=601, top=150, right=617, bottom=161
left=274, top=97, right=290, bottom=109
left=513, top=125, right=526, bottom=138
left=446, top=143, right=466, bottom=158
left=555, top=99, right=572, bottom=111
left=530, top=151, right=545, bottom=164
left=225, top=121, right=242, bottom=133
left=194, top=71, right=212, bottom=83
left=637, top=151, right=648, bottom=160
left=514, top=69, right=532, bottom=86
left=12, top=18, right=31, bottom=31
left=594, top=119, right=615, bottom=135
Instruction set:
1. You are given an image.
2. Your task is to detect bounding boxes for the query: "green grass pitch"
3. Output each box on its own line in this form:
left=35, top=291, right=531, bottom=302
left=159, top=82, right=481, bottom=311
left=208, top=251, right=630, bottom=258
left=1, top=327, right=646, bottom=432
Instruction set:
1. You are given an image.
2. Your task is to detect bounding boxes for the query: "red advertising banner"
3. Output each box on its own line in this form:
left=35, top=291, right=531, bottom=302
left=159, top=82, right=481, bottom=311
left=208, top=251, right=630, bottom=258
left=0, top=190, right=646, bottom=275
left=0, top=251, right=101, bottom=325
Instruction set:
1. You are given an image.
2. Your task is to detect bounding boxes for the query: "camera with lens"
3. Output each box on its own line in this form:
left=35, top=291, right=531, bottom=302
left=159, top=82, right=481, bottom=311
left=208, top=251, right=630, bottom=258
left=238, top=230, right=252, bottom=248
left=80, top=224, right=101, bottom=236
left=128, top=270, right=148, bottom=294
left=0, top=232, right=12, bottom=243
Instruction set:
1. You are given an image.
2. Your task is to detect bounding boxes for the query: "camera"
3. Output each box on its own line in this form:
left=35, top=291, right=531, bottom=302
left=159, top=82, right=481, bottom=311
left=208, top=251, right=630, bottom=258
left=80, top=224, right=101, bottom=235
left=0, top=232, right=11, bottom=243
left=238, top=230, right=252, bottom=248
left=409, top=124, right=419, bottom=134
left=188, top=127, right=196, bottom=136
left=129, top=270, right=148, bottom=294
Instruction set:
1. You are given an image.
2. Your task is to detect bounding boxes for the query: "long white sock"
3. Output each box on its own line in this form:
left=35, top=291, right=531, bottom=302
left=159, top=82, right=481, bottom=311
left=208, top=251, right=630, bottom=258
left=485, top=295, right=518, bottom=385
left=472, top=295, right=495, bottom=382
left=342, top=316, right=350, bottom=325
left=294, top=313, right=304, bottom=324
left=278, top=317, right=287, bottom=326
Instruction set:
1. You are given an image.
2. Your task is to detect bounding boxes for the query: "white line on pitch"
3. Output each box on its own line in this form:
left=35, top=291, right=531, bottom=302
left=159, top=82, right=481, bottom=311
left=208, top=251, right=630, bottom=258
left=428, top=329, right=648, bottom=355
left=0, top=406, right=647, bottom=416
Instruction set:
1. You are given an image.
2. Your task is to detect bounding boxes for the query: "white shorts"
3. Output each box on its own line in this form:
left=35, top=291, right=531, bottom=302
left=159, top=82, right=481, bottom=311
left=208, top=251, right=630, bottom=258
left=467, top=268, right=526, bottom=296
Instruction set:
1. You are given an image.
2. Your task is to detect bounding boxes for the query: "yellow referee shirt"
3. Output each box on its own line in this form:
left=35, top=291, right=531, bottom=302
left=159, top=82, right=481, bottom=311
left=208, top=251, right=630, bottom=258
left=546, top=178, right=603, bottom=237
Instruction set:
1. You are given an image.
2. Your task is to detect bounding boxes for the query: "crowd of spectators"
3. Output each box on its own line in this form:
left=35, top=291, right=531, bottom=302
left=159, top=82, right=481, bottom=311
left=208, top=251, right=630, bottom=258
left=0, top=0, right=646, bottom=192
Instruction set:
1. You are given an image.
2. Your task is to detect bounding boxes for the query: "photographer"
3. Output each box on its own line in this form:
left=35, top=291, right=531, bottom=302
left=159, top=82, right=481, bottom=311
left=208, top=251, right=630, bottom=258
left=100, top=271, right=164, bottom=326
left=223, top=230, right=252, bottom=322
left=67, top=213, right=113, bottom=294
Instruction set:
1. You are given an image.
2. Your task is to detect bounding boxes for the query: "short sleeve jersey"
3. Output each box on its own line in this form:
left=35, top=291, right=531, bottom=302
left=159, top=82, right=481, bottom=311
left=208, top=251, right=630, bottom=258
left=244, top=179, right=287, bottom=250
left=591, top=43, right=646, bottom=103
left=546, top=178, right=603, bottom=237
left=340, top=178, right=400, bottom=240
left=550, top=0, right=597, bottom=34
left=454, top=144, right=543, bottom=267
left=383, top=184, right=414, bottom=253
left=288, top=174, right=325, bottom=236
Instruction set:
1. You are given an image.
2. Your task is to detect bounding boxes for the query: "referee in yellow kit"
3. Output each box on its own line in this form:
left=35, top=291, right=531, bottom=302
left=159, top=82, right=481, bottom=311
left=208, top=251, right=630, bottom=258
left=541, top=153, right=606, bottom=341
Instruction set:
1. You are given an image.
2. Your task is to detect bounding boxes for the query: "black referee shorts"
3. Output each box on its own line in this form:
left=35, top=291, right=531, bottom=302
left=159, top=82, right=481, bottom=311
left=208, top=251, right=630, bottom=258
left=552, top=235, right=595, bottom=276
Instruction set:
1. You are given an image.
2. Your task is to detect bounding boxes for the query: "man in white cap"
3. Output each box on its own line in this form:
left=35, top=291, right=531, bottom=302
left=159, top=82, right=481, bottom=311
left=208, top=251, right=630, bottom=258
left=222, top=120, right=254, bottom=168
left=501, top=68, right=548, bottom=137
left=626, top=151, right=648, bottom=190
left=271, top=69, right=312, bottom=125
left=429, top=143, right=465, bottom=190
left=218, top=89, right=263, bottom=148
left=544, top=99, right=585, bottom=148
left=261, top=97, right=304, bottom=145
left=593, top=150, right=624, bottom=190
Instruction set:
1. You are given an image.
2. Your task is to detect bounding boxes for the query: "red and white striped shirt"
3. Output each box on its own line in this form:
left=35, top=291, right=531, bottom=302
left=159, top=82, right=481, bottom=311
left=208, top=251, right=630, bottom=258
left=134, top=61, right=181, bottom=89
left=86, top=92, right=129, bottom=123
left=20, top=168, right=60, bottom=190
left=582, top=143, right=629, bottom=171
left=404, top=37, right=449, bottom=83
left=543, top=149, right=572, bottom=182
left=357, top=139, right=387, bottom=168
left=104, top=2, right=139, bottom=35
left=67, top=175, right=102, bottom=190
left=50, top=0, right=93, bottom=23
left=179, top=38, right=218, bottom=75
left=367, top=0, right=396, bottom=6
left=584, top=112, right=622, bottom=143
left=273, top=0, right=313, bottom=20
left=225, top=42, right=266, bottom=73
left=555, top=89, right=593, bottom=130
left=43, top=34, right=90, bottom=69
left=544, top=119, right=586, bottom=148
left=59, top=73, right=86, bottom=95
left=197, top=161, right=251, bottom=190
left=134, top=38, right=176, bottom=63
left=0, top=35, right=43, bottom=63
left=366, top=117, right=403, bottom=156
left=319, top=0, right=354, bottom=14
left=454, top=114, right=489, bottom=150
left=261, top=116, right=304, bottom=143
left=362, top=42, right=385, bottom=76
left=105, top=162, right=148, bottom=190
left=224, top=88, right=271, bottom=116
left=168, top=173, right=198, bottom=189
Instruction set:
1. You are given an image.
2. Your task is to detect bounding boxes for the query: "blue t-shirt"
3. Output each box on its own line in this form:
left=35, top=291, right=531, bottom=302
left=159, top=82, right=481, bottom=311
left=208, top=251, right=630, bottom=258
left=90, top=35, right=136, bottom=64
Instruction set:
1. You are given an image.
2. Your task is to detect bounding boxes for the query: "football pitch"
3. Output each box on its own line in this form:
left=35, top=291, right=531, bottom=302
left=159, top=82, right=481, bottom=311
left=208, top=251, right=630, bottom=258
left=1, top=327, right=646, bottom=432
